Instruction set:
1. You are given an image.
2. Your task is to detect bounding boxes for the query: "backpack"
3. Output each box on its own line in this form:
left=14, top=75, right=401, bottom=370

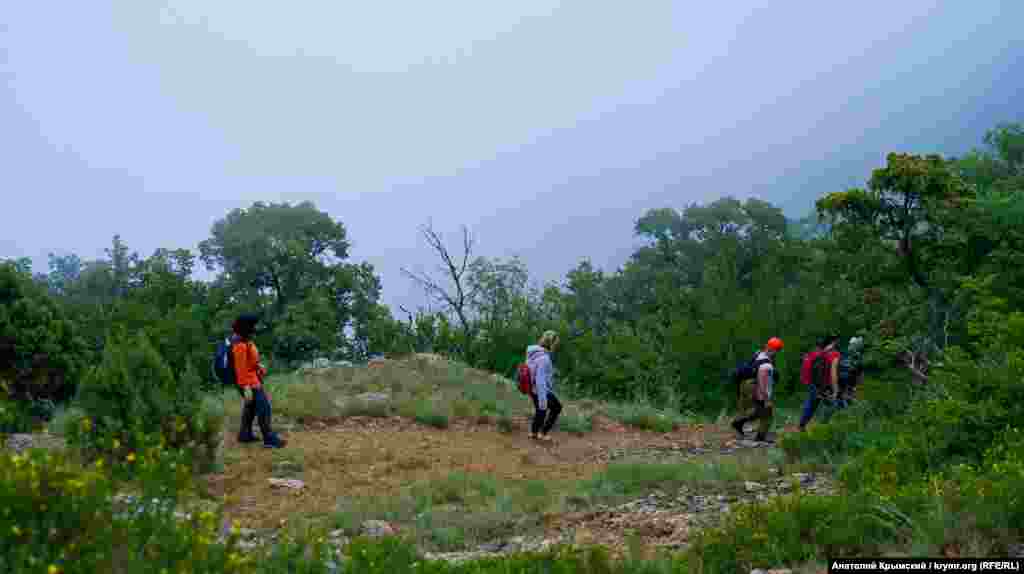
left=212, top=336, right=238, bottom=388
left=810, top=352, right=831, bottom=388
left=838, top=354, right=860, bottom=386
left=729, top=352, right=770, bottom=386
left=516, top=349, right=545, bottom=395
left=800, top=350, right=821, bottom=386
left=516, top=363, right=533, bottom=395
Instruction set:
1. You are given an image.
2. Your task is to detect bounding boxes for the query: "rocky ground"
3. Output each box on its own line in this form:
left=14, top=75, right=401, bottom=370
left=4, top=431, right=67, bottom=453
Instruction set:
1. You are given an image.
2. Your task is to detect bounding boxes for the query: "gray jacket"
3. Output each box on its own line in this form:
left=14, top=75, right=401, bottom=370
left=526, top=344, right=554, bottom=409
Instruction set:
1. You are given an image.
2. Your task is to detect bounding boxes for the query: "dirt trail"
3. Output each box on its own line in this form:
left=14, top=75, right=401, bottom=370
left=206, top=406, right=818, bottom=563
left=208, top=413, right=732, bottom=528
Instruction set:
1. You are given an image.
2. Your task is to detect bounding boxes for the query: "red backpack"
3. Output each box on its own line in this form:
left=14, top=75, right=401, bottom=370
left=516, top=363, right=533, bottom=394
left=516, top=350, right=545, bottom=394
left=801, top=350, right=822, bottom=386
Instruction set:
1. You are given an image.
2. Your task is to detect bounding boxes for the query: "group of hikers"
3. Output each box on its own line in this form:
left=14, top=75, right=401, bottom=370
left=730, top=333, right=866, bottom=443
left=214, top=311, right=862, bottom=449
left=213, top=312, right=567, bottom=449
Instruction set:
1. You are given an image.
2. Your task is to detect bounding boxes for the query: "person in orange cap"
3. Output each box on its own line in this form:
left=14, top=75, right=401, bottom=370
left=731, top=337, right=784, bottom=443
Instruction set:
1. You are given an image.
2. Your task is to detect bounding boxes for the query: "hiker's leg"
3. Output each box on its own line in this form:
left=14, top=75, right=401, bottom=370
left=798, top=385, right=819, bottom=429
left=239, top=393, right=257, bottom=441
left=756, top=403, right=774, bottom=439
left=527, top=393, right=541, bottom=437
left=736, top=382, right=752, bottom=416
left=531, top=399, right=546, bottom=436
left=542, top=393, right=562, bottom=434
left=252, top=388, right=280, bottom=445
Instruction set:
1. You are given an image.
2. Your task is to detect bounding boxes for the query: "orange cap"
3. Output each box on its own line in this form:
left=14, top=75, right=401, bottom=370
left=767, top=337, right=784, bottom=351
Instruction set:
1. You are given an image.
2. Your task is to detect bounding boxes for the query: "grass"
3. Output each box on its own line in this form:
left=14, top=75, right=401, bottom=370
left=601, top=402, right=689, bottom=433
left=556, top=409, right=594, bottom=436
left=269, top=448, right=305, bottom=478
left=327, top=469, right=564, bottom=552
left=316, top=450, right=788, bottom=555
left=577, top=452, right=777, bottom=507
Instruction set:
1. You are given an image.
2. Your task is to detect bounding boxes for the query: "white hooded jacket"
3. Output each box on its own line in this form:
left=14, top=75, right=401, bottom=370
left=526, top=344, right=554, bottom=409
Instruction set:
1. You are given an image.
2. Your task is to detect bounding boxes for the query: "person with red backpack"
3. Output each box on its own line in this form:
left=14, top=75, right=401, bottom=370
left=798, top=334, right=841, bottom=432
left=519, top=330, right=562, bottom=442
left=730, top=337, right=784, bottom=443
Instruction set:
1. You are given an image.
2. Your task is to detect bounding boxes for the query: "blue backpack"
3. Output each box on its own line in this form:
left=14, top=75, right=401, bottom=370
left=212, top=336, right=238, bottom=388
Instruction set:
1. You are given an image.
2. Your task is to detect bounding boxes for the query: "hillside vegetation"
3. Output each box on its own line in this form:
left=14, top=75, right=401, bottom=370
left=2, top=122, right=1023, bottom=572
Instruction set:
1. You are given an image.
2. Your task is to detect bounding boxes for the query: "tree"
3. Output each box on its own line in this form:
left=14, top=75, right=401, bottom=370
left=401, top=222, right=477, bottom=360
left=0, top=261, right=88, bottom=402
left=198, top=201, right=350, bottom=316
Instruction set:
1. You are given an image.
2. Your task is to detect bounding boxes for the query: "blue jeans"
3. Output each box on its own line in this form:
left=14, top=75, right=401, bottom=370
left=240, top=387, right=281, bottom=445
left=799, top=385, right=820, bottom=429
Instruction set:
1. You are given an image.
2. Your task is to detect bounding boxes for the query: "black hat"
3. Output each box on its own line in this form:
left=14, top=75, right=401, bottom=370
left=233, top=313, right=261, bottom=337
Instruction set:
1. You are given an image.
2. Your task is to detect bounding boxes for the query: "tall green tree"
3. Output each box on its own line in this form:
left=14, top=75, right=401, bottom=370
left=198, top=201, right=350, bottom=315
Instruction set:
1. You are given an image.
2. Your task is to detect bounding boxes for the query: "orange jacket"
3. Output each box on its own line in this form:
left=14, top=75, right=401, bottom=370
left=232, top=340, right=265, bottom=389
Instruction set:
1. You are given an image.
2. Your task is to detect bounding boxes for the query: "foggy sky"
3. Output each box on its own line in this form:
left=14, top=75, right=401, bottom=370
left=3, top=1, right=1022, bottom=314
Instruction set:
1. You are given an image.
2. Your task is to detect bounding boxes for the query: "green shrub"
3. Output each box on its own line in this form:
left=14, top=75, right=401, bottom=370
left=682, top=491, right=908, bottom=573
left=0, top=447, right=336, bottom=574
left=0, top=399, right=33, bottom=433
left=48, top=405, right=87, bottom=436
left=66, top=330, right=220, bottom=473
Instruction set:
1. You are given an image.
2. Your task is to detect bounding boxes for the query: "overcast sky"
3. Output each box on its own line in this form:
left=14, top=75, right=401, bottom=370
left=3, top=1, right=1022, bottom=314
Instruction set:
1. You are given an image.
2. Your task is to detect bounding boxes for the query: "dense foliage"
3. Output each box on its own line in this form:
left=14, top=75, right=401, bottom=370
left=0, top=121, right=1022, bottom=571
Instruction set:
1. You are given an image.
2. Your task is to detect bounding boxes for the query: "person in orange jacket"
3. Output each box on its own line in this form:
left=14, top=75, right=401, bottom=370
left=731, top=337, right=784, bottom=443
left=232, top=314, right=286, bottom=448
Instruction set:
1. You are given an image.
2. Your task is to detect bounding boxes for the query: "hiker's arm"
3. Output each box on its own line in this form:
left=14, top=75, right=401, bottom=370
left=759, top=366, right=773, bottom=406
left=830, top=359, right=840, bottom=394
left=535, top=357, right=551, bottom=410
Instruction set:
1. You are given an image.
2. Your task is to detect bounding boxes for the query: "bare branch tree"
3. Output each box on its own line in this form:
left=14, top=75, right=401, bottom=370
left=401, top=222, right=477, bottom=358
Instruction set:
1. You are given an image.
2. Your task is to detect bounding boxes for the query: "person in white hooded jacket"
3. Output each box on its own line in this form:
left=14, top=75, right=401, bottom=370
left=526, top=330, right=562, bottom=442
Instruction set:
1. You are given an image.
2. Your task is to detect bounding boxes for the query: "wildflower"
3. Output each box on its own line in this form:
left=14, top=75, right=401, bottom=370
left=126, top=453, right=136, bottom=463
left=12, top=525, right=22, bottom=536
left=113, top=439, right=121, bottom=450
left=49, top=565, right=61, bottom=574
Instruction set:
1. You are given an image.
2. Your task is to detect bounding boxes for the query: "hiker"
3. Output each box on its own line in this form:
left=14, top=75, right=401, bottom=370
left=837, top=336, right=865, bottom=405
left=798, top=334, right=841, bottom=432
left=232, top=314, right=286, bottom=449
left=730, top=337, right=784, bottom=443
left=526, top=330, right=562, bottom=442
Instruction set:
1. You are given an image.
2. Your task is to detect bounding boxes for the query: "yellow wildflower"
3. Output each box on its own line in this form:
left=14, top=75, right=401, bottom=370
left=49, top=565, right=61, bottom=574
left=126, top=453, right=136, bottom=463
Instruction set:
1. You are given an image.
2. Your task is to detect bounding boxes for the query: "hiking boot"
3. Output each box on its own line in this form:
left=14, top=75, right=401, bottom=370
left=238, top=434, right=259, bottom=444
left=755, top=433, right=775, bottom=444
left=263, top=438, right=287, bottom=449
left=731, top=420, right=746, bottom=438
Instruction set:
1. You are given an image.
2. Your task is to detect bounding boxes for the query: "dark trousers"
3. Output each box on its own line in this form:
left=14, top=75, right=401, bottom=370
left=799, top=384, right=821, bottom=429
left=733, top=398, right=773, bottom=438
left=239, top=387, right=280, bottom=445
left=529, top=391, right=562, bottom=435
